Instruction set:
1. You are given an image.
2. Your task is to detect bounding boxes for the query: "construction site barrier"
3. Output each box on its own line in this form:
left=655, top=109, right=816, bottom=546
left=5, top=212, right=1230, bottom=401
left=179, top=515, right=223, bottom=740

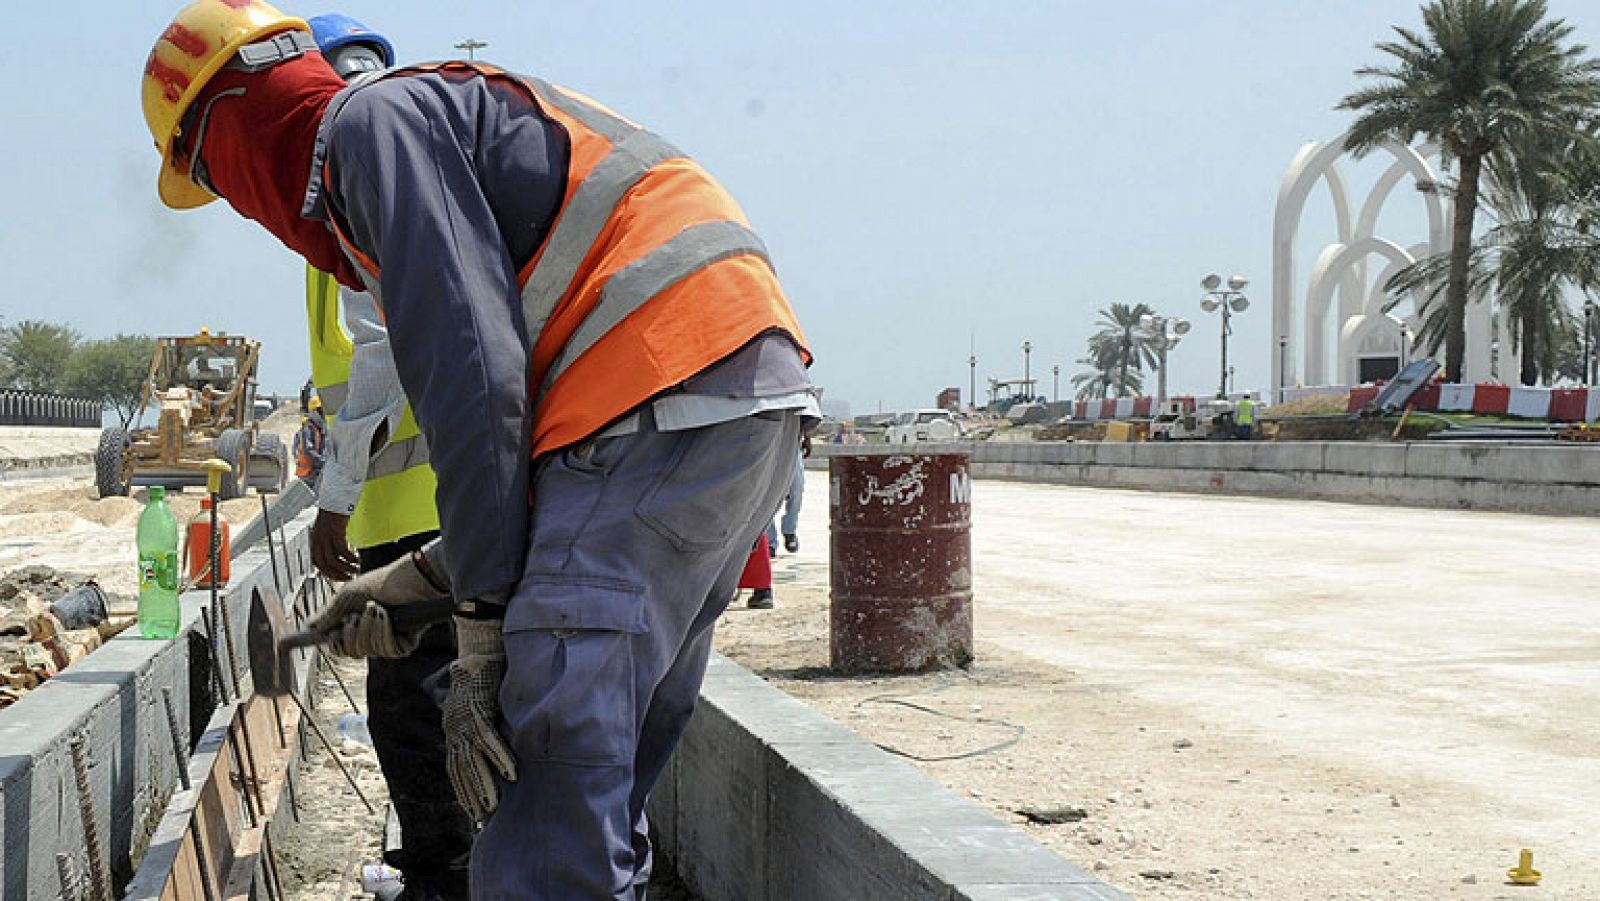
left=0, top=391, right=102, bottom=427
left=1346, top=383, right=1600, bottom=422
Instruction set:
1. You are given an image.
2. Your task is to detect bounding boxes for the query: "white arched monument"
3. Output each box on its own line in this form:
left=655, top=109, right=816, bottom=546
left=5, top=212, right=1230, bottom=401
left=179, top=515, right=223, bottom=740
left=1271, top=133, right=1512, bottom=395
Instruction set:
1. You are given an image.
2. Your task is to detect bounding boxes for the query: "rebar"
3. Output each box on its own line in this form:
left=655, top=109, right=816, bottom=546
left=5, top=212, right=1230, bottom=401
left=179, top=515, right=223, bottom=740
left=223, top=725, right=258, bottom=829
left=187, top=818, right=220, bottom=901
left=160, top=687, right=192, bottom=791
left=199, top=607, right=231, bottom=705
left=215, top=589, right=244, bottom=700
left=285, top=689, right=376, bottom=815
left=54, top=853, right=80, bottom=901
left=68, top=738, right=110, bottom=901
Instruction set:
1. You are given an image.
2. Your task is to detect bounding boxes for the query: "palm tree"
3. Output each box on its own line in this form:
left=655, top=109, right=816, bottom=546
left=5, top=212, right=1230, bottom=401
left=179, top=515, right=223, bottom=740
left=1070, top=354, right=1145, bottom=402
left=1086, top=303, right=1159, bottom=397
left=1387, top=125, right=1600, bottom=384
left=1340, top=0, right=1600, bottom=382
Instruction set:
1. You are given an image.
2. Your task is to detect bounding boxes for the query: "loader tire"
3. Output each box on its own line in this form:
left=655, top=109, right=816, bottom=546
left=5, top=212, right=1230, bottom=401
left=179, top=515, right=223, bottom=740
left=95, top=428, right=132, bottom=498
left=253, top=432, right=288, bottom=494
left=215, top=429, right=250, bottom=500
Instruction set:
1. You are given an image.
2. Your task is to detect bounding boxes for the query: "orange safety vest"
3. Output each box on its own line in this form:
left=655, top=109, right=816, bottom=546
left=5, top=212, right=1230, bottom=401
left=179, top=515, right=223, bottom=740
left=293, top=418, right=325, bottom=478
left=326, top=61, right=810, bottom=457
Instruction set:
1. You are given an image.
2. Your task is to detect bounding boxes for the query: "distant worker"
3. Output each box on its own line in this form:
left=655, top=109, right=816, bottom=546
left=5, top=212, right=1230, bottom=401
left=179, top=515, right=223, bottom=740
left=299, top=15, right=473, bottom=900
left=738, top=536, right=775, bottom=609
left=1236, top=392, right=1257, bottom=440
left=142, top=3, right=814, bottom=897
left=765, top=433, right=811, bottom=554
left=292, top=394, right=327, bottom=482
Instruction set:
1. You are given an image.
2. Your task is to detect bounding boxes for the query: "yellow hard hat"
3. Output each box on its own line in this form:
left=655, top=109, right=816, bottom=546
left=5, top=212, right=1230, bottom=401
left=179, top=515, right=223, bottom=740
left=307, top=395, right=323, bottom=412
left=142, top=0, right=309, bottom=209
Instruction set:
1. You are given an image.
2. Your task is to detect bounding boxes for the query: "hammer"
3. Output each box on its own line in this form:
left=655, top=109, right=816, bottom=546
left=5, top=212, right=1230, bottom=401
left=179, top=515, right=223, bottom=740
left=245, top=587, right=452, bottom=814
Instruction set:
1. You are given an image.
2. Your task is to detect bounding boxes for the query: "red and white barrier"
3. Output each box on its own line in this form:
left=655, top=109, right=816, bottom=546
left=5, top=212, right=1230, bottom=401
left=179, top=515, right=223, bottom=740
left=1347, top=382, right=1600, bottom=422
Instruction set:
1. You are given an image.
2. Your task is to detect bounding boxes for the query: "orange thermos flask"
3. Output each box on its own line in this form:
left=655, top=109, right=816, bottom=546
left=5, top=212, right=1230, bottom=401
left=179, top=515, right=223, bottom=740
left=185, top=497, right=231, bottom=587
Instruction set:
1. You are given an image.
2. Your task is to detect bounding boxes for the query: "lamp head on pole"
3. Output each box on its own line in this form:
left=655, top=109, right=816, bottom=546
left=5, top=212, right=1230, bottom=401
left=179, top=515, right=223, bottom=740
left=1201, top=274, right=1222, bottom=292
left=1229, top=297, right=1250, bottom=312
left=1173, top=319, right=1191, bottom=336
left=1227, top=274, right=1249, bottom=292
left=1201, top=298, right=1220, bottom=313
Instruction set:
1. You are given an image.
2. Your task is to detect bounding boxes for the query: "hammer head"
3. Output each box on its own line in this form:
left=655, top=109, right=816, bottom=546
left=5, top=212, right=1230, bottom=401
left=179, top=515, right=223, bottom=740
left=246, top=587, right=298, bottom=698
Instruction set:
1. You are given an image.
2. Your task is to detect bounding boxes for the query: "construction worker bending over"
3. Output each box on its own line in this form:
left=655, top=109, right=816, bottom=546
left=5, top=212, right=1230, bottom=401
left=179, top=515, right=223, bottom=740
left=299, top=15, right=474, bottom=900
left=143, top=3, right=815, bottom=898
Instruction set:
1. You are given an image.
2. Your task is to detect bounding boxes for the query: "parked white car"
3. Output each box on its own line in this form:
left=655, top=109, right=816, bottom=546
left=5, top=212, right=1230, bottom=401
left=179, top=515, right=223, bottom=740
left=886, top=409, right=962, bottom=443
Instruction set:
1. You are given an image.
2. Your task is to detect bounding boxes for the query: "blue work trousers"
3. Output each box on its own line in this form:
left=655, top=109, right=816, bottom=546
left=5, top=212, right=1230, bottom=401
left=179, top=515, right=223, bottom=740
left=471, top=409, right=802, bottom=899
left=763, top=452, right=806, bottom=548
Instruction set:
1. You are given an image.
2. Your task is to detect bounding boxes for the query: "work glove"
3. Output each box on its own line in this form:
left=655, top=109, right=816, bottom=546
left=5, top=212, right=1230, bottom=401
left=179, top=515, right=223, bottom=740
left=444, top=615, right=518, bottom=824
left=308, top=551, right=448, bottom=658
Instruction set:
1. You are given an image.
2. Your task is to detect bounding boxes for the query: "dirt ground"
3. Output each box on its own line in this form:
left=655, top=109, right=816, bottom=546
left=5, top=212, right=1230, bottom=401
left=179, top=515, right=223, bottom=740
left=714, top=471, right=1600, bottom=900
left=274, top=656, right=392, bottom=899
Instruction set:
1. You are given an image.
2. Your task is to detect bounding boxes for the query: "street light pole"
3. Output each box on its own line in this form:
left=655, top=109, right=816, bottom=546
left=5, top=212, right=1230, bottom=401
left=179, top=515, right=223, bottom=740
left=1277, top=336, right=1288, bottom=404
left=1139, top=313, right=1190, bottom=404
left=1021, top=341, right=1033, bottom=399
left=454, top=38, right=488, bottom=60
left=968, top=354, right=977, bottom=411
left=1052, top=365, right=1060, bottom=403
left=1201, top=274, right=1250, bottom=399
left=1586, top=301, right=1597, bottom=387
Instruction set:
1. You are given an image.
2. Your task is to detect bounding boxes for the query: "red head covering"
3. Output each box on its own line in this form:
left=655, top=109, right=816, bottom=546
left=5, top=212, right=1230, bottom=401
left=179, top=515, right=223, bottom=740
left=195, top=51, right=362, bottom=286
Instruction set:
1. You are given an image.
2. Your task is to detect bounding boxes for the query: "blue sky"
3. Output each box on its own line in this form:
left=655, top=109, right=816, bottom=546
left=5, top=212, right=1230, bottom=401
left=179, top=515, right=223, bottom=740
left=2, top=1, right=1596, bottom=415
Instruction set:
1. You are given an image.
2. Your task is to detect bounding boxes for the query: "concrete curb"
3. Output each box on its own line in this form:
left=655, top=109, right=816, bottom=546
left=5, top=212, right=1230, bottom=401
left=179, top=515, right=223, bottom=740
left=0, top=456, right=93, bottom=481
left=0, top=506, right=314, bottom=901
left=650, top=654, right=1127, bottom=901
left=811, top=441, right=1600, bottom=515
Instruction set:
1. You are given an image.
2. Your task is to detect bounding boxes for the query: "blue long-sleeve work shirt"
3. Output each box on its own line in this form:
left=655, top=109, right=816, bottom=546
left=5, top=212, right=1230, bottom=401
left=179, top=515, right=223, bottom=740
left=301, top=68, right=812, bottom=602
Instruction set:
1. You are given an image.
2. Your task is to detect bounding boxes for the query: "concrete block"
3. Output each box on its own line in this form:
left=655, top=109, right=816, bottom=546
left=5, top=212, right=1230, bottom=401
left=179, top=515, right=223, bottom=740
left=1091, top=443, right=1135, bottom=467
left=1251, top=442, right=1324, bottom=472
left=672, top=699, right=769, bottom=901
left=0, top=507, right=314, bottom=901
left=1130, top=442, right=1181, bottom=469
left=660, top=655, right=1125, bottom=901
left=1323, top=442, right=1406, bottom=477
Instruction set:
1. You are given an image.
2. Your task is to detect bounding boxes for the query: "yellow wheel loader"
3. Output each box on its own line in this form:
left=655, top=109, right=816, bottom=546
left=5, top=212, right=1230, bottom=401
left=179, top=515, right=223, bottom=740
left=95, top=329, right=287, bottom=499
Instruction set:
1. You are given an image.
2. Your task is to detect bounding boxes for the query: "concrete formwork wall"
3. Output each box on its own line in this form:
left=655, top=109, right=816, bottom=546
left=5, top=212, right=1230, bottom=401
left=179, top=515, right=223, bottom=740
left=812, top=442, right=1600, bottom=515
left=650, top=655, right=1127, bottom=901
left=0, top=507, right=314, bottom=901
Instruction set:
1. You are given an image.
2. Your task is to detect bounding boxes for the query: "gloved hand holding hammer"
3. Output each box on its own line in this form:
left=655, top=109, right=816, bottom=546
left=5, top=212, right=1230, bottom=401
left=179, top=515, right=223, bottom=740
left=310, top=540, right=518, bottom=823
left=308, top=543, right=451, bottom=658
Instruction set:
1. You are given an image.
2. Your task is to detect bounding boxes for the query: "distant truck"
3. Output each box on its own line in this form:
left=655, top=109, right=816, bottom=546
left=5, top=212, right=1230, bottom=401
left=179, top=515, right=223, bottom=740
left=887, top=409, right=963, bottom=444
left=1149, top=399, right=1236, bottom=441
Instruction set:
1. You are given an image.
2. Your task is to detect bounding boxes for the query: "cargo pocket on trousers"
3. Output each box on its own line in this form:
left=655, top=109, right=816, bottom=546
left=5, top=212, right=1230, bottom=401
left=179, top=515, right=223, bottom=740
left=637, top=412, right=785, bottom=552
left=501, top=576, right=648, bottom=767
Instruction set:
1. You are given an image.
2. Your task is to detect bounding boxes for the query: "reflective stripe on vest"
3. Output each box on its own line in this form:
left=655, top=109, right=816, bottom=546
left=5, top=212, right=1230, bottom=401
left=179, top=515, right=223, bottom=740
left=537, top=219, right=769, bottom=403
left=324, top=62, right=811, bottom=456
left=368, top=432, right=429, bottom=479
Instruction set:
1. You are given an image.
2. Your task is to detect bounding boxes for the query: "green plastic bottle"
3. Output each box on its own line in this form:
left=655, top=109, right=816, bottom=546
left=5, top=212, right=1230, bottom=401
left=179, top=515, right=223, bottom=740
left=137, top=485, right=180, bottom=639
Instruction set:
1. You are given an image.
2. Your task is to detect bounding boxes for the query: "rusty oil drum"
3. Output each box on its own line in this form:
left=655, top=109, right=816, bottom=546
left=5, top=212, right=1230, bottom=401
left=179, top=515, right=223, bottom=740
left=829, top=451, right=973, bottom=673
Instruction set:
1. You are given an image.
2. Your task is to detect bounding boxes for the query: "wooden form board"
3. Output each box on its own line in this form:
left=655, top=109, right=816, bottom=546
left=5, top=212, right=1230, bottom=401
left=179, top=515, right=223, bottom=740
left=122, top=563, right=327, bottom=901
left=124, top=679, right=309, bottom=901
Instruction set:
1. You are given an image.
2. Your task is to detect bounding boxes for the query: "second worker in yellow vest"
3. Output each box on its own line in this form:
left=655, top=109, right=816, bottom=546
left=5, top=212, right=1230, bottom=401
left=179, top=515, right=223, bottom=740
left=299, top=15, right=474, bottom=900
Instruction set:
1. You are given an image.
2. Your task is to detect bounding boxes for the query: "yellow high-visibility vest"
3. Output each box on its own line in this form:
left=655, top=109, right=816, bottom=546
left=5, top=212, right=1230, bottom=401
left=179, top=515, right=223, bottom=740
left=306, top=267, right=440, bottom=550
